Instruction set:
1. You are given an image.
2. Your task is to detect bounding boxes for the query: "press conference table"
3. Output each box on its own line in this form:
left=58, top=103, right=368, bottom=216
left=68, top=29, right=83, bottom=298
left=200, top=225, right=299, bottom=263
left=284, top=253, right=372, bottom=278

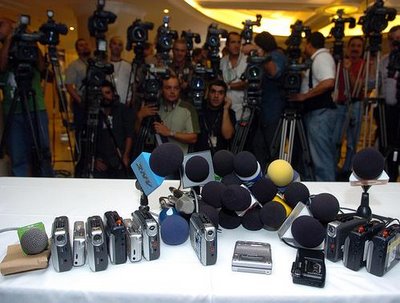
left=0, top=177, right=399, bottom=303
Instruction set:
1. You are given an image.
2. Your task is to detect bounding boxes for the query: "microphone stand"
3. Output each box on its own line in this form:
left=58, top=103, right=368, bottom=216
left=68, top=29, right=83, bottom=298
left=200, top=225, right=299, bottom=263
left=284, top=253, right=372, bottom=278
left=356, top=185, right=372, bottom=220
left=135, top=181, right=150, bottom=212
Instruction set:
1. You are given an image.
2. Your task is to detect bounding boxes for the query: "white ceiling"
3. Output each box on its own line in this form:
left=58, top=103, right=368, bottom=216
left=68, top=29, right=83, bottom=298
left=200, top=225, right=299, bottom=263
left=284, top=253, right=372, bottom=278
left=0, top=0, right=399, bottom=54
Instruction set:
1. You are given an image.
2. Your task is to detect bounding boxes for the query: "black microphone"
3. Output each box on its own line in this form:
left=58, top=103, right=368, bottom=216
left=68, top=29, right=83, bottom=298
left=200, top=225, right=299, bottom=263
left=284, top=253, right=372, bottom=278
left=242, top=206, right=263, bottom=231
left=291, top=215, right=325, bottom=249
left=150, top=143, right=184, bottom=177
left=250, top=177, right=278, bottom=205
left=185, top=156, right=210, bottom=183
left=284, top=182, right=310, bottom=209
left=219, top=208, right=242, bottom=229
left=309, top=193, right=340, bottom=224
left=352, top=147, right=385, bottom=180
left=259, top=201, right=287, bottom=230
left=233, top=151, right=262, bottom=187
left=221, top=184, right=252, bottom=211
left=221, top=173, right=242, bottom=185
left=213, top=149, right=234, bottom=177
left=201, top=181, right=226, bottom=208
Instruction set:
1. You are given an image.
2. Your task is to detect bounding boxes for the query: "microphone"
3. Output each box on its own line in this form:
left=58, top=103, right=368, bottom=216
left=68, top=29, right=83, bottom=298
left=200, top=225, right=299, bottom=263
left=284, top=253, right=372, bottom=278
left=267, top=159, right=294, bottom=188
left=17, top=222, right=49, bottom=255
left=159, top=209, right=189, bottom=245
left=250, top=177, right=278, bottom=205
left=291, top=215, right=325, bottom=249
left=221, top=184, right=252, bottom=212
left=221, top=173, right=242, bottom=185
left=181, top=150, right=215, bottom=188
left=213, top=149, right=234, bottom=178
left=284, top=182, right=310, bottom=209
left=201, top=181, right=226, bottom=208
left=233, top=151, right=263, bottom=187
left=219, top=208, right=242, bottom=229
left=242, top=206, right=263, bottom=231
left=309, top=193, right=340, bottom=224
left=259, top=201, right=287, bottom=230
left=168, top=187, right=196, bottom=215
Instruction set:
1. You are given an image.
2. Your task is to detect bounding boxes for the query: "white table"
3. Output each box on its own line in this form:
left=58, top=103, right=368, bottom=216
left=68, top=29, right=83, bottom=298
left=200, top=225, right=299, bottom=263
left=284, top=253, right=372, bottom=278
left=0, top=177, right=399, bottom=303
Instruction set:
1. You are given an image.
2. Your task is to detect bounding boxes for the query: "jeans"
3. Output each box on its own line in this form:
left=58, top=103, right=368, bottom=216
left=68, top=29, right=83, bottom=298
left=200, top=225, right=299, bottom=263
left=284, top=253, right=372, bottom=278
left=333, top=102, right=363, bottom=173
left=6, top=110, right=54, bottom=177
left=303, top=107, right=337, bottom=181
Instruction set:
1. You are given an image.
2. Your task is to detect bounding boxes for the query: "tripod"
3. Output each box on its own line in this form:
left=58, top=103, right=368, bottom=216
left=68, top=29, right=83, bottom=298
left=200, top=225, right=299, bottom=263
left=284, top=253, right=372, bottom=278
left=230, top=104, right=258, bottom=154
left=44, top=45, right=75, bottom=170
left=0, top=65, right=53, bottom=176
left=271, top=106, right=314, bottom=180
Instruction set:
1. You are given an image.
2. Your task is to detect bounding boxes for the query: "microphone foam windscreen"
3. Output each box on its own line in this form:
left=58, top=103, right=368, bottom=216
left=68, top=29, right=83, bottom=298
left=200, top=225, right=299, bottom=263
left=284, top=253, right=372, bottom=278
left=284, top=182, right=310, bottom=209
left=267, top=159, right=294, bottom=187
left=241, top=207, right=263, bottom=231
left=201, top=181, right=226, bottom=208
left=219, top=208, right=242, bottom=229
left=221, top=184, right=251, bottom=211
left=260, top=201, right=287, bottom=230
left=310, top=193, right=340, bottom=224
left=159, top=207, right=178, bottom=224
left=185, top=156, right=210, bottom=182
left=160, top=215, right=189, bottom=245
left=250, top=177, right=278, bottom=204
left=150, top=143, right=184, bottom=177
left=233, top=151, right=258, bottom=178
left=198, top=201, right=219, bottom=228
left=221, top=173, right=242, bottom=185
left=213, top=149, right=234, bottom=177
left=20, top=228, right=49, bottom=255
left=291, top=215, right=325, bottom=248
left=352, top=147, right=385, bottom=180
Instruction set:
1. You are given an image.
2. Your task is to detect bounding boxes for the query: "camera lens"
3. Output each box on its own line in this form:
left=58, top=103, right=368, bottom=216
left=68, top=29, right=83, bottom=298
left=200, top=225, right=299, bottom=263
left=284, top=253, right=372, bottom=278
left=56, top=234, right=65, bottom=242
left=247, top=66, right=260, bottom=81
left=207, top=36, right=218, bottom=47
left=132, top=27, right=146, bottom=42
left=93, top=234, right=102, bottom=242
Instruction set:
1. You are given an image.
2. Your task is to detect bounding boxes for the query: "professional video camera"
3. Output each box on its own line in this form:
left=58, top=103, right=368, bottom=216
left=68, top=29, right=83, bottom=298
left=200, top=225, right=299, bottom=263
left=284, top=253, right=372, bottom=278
left=39, top=10, right=68, bottom=47
left=330, top=9, right=356, bottom=61
left=88, top=0, right=117, bottom=38
left=241, top=53, right=266, bottom=107
left=8, top=15, right=42, bottom=69
left=190, top=65, right=215, bottom=110
left=283, top=20, right=311, bottom=94
left=241, top=14, right=262, bottom=44
left=156, top=16, right=178, bottom=65
left=126, top=19, right=154, bottom=51
left=141, top=66, right=170, bottom=105
left=181, top=30, right=201, bottom=53
left=205, top=23, right=228, bottom=75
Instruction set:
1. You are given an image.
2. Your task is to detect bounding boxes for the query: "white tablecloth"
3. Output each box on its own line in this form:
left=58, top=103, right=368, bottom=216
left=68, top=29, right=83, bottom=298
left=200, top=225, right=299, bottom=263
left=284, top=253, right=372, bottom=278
left=0, top=177, right=399, bottom=303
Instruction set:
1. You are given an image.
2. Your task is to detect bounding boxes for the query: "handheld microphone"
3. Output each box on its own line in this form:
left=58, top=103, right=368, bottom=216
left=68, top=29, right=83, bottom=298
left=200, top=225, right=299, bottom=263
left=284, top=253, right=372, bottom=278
left=284, top=182, right=310, bottom=209
left=221, top=184, right=252, bottom=212
left=291, top=215, right=325, bottom=249
left=267, top=159, right=294, bottom=188
left=213, top=149, right=234, bottom=178
left=160, top=209, right=189, bottom=245
left=250, top=177, right=278, bottom=205
left=233, top=151, right=263, bottom=187
left=309, top=193, right=340, bottom=224
left=17, top=222, right=48, bottom=255
left=260, top=201, right=287, bottom=230
left=201, top=181, right=226, bottom=208
left=352, top=147, right=385, bottom=180
left=181, top=150, right=215, bottom=188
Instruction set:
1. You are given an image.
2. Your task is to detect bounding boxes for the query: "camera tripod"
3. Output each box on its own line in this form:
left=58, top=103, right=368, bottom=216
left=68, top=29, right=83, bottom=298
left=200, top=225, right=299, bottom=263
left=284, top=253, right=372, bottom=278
left=360, top=42, right=387, bottom=151
left=230, top=104, right=258, bottom=154
left=0, top=66, right=53, bottom=176
left=271, top=107, right=314, bottom=180
left=43, top=45, right=75, bottom=170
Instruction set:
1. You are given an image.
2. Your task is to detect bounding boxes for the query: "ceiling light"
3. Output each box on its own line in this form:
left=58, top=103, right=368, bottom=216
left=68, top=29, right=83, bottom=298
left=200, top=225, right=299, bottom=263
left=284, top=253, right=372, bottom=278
left=324, top=5, right=359, bottom=15
left=69, top=26, right=75, bottom=31
left=164, top=9, right=169, bottom=14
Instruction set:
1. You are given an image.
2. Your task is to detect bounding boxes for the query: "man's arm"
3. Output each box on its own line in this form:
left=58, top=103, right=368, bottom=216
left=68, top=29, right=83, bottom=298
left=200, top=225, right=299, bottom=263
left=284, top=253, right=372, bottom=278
left=289, top=79, right=335, bottom=102
left=65, top=83, right=82, bottom=104
left=153, top=121, right=198, bottom=144
left=221, top=97, right=235, bottom=140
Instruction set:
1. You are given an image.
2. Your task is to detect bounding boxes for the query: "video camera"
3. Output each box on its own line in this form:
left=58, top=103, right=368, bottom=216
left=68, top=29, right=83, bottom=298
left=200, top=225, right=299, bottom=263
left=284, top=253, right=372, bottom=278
left=241, top=14, right=262, bottom=44
left=141, top=65, right=170, bottom=105
left=181, top=30, right=201, bottom=53
left=241, top=52, right=267, bottom=107
left=358, top=0, right=396, bottom=36
left=205, top=23, right=228, bottom=76
left=39, top=10, right=68, bottom=47
left=88, top=0, right=117, bottom=38
left=126, top=19, right=154, bottom=51
left=156, top=16, right=178, bottom=64
left=190, top=65, right=215, bottom=110
left=329, top=9, right=356, bottom=61
left=286, top=20, right=311, bottom=61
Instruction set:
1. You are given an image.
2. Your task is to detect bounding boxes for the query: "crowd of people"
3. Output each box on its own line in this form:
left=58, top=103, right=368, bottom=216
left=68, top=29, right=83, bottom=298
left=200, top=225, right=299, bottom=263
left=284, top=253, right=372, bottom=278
left=1, top=15, right=399, bottom=182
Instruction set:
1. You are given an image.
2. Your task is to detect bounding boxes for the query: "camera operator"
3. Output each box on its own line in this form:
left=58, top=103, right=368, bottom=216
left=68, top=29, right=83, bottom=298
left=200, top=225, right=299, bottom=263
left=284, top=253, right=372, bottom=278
left=194, top=79, right=236, bottom=154
left=220, top=32, right=248, bottom=120
left=169, top=38, right=193, bottom=102
left=379, top=25, right=400, bottom=182
left=136, top=75, right=199, bottom=154
left=333, top=36, right=365, bottom=180
left=244, top=31, right=288, bottom=172
left=0, top=17, right=53, bottom=177
left=93, top=80, right=134, bottom=178
left=65, top=38, right=91, bottom=143
left=289, top=32, right=337, bottom=181
left=109, top=36, right=132, bottom=105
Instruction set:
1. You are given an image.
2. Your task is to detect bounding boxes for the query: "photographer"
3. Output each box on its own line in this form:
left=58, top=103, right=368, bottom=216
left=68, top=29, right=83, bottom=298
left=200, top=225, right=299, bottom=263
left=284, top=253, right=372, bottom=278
left=194, top=79, right=236, bottom=154
left=379, top=25, right=400, bottom=182
left=136, top=75, right=199, bottom=154
left=93, top=80, right=134, bottom=178
left=289, top=32, right=337, bottom=181
left=0, top=17, right=53, bottom=177
left=247, top=31, right=288, bottom=172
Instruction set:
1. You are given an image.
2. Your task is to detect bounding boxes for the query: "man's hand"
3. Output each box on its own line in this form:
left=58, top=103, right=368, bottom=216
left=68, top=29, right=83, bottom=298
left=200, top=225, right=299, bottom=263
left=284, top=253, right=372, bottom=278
left=153, top=121, right=170, bottom=137
left=288, top=93, right=307, bottom=102
left=137, top=102, right=158, bottom=120
left=223, top=96, right=232, bottom=110
left=95, top=158, right=108, bottom=172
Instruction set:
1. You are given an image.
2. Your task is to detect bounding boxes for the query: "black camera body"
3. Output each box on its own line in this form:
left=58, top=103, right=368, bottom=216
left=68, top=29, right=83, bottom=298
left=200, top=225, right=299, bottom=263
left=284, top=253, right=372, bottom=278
left=325, top=214, right=368, bottom=262
left=342, top=220, right=385, bottom=271
left=126, top=19, right=154, bottom=51
left=366, top=224, right=400, bottom=276
left=241, top=52, right=267, bottom=107
left=241, top=14, right=262, bottom=44
left=291, top=249, right=326, bottom=288
left=104, top=211, right=127, bottom=265
left=358, top=0, right=397, bottom=36
left=39, top=10, right=68, bottom=46
left=50, top=216, right=73, bottom=272
left=181, top=30, right=201, bottom=52
left=88, top=0, right=117, bottom=38
left=156, top=16, right=177, bottom=61
left=190, top=65, right=215, bottom=110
